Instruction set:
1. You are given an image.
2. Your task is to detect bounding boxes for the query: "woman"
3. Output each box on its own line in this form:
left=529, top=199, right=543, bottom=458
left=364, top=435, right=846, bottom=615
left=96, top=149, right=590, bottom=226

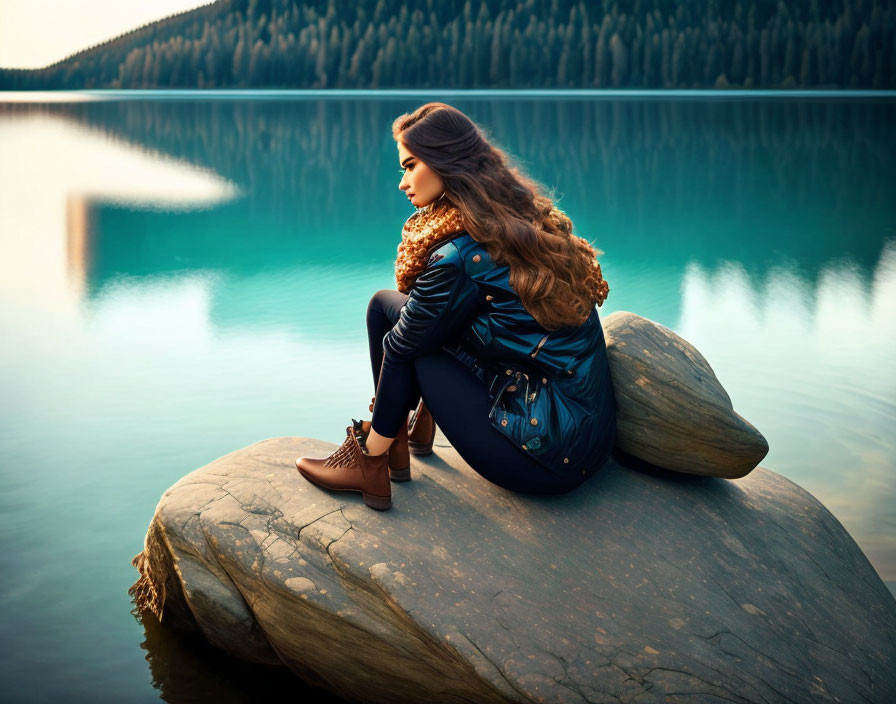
left=296, top=102, right=616, bottom=510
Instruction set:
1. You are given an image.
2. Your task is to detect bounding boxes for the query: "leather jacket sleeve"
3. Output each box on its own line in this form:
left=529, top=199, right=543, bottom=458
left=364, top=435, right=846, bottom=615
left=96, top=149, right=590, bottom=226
left=383, top=242, right=480, bottom=364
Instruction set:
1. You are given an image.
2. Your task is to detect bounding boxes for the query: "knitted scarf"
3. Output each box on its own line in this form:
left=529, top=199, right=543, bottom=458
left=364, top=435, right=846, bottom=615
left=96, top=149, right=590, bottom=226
left=395, top=200, right=466, bottom=294
left=394, top=200, right=609, bottom=308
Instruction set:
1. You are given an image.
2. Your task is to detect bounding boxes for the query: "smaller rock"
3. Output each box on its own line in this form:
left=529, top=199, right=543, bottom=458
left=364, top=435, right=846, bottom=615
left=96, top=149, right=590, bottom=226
left=603, top=310, right=768, bottom=477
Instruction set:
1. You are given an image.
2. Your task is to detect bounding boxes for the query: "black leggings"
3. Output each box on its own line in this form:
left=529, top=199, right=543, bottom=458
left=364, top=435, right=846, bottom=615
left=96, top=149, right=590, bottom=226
left=366, top=289, right=578, bottom=495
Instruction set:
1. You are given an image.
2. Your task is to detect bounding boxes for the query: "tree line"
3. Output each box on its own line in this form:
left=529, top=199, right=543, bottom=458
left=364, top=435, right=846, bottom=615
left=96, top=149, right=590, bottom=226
left=1, top=0, right=893, bottom=90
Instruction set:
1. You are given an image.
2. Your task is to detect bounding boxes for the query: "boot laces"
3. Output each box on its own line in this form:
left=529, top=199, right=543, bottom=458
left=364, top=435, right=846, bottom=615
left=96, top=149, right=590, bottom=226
left=324, top=430, right=361, bottom=468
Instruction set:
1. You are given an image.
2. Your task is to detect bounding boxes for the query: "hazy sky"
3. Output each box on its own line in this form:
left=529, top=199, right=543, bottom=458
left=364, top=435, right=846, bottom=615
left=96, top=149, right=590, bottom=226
left=0, top=0, right=215, bottom=69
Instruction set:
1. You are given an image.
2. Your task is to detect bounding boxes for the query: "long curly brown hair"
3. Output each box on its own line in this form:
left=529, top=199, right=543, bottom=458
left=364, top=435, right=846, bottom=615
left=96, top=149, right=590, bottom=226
left=392, top=102, right=609, bottom=331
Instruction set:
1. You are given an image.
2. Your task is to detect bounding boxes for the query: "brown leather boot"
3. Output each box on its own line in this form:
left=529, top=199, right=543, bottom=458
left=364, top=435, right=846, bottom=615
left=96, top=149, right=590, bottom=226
left=387, top=417, right=412, bottom=482
left=408, top=399, right=436, bottom=456
left=366, top=398, right=413, bottom=482
left=295, top=424, right=392, bottom=510
left=356, top=417, right=412, bottom=482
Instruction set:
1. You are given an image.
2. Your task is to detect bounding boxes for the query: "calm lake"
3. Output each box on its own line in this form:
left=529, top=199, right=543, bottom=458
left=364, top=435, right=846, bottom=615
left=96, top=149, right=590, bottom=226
left=0, top=91, right=894, bottom=702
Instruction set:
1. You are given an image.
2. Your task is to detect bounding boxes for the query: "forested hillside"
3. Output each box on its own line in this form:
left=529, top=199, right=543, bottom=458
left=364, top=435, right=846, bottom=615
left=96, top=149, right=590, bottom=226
left=1, top=0, right=892, bottom=90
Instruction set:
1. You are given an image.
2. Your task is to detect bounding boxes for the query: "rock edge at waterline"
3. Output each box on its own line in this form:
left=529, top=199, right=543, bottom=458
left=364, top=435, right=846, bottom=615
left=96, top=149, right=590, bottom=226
left=129, top=435, right=896, bottom=704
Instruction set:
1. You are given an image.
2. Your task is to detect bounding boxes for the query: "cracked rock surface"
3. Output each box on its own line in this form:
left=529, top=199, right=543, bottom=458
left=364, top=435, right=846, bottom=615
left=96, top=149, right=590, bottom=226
left=130, top=435, right=896, bottom=703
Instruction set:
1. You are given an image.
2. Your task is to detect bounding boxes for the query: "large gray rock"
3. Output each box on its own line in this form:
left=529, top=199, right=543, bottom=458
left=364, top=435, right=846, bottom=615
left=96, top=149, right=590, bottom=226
left=130, top=435, right=896, bottom=704
left=603, top=311, right=769, bottom=478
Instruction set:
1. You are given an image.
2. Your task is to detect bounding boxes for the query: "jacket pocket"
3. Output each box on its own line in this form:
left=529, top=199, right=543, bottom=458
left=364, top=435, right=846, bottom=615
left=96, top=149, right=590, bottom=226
left=487, top=371, right=597, bottom=478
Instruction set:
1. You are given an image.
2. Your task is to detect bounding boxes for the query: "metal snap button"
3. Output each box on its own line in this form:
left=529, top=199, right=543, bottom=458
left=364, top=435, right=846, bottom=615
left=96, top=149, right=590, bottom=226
left=565, top=369, right=574, bottom=376
left=521, top=444, right=528, bottom=450
left=530, top=418, right=538, bottom=426
left=501, top=418, right=508, bottom=426
left=485, top=294, right=493, bottom=301
left=563, top=457, right=569, bottom=463
left=472, top=254, right=481, bottom=262
left=505, top=369, right=513, bottom=375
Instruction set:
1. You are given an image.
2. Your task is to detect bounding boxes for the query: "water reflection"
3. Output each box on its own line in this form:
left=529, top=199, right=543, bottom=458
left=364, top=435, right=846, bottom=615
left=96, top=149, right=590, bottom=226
left=135, top=605, right=347, bottom=703
left=677, top=241, right=896, bottom=589
left=2, top=97, right=893, bottom=303
left=0, top=111, right=237, bottom=303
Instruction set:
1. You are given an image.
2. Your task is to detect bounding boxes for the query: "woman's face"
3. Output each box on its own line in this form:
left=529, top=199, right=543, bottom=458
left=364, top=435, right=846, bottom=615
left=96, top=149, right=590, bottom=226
left=397, top=140, right=444, bottom=208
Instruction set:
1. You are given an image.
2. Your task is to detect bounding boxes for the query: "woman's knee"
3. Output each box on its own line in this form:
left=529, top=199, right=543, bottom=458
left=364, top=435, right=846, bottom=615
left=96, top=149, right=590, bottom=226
left=367, top=289, right=408, bottom=327
left=366, top=289, right=390, bottom=322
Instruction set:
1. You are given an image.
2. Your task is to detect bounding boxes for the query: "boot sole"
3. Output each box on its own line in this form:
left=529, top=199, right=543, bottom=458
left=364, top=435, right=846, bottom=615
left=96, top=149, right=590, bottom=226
left=389, top=466, right=411, bottom=482
left=408, top=442, right=434, bottom=456
left=361, top=492, right=392, bottom=510
left=296, top=465, right=392, bottom=510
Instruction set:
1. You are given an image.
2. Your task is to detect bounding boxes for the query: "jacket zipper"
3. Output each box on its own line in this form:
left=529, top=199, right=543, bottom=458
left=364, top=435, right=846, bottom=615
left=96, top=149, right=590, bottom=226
left=488, top=375, right=515, bottom=418
left=530, top=333, right=550, bottom=359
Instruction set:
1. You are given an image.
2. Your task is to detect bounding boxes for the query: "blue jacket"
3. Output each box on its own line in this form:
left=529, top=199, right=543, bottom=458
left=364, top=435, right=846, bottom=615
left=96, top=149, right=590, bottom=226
left=383, top=231, right=617, bottom=484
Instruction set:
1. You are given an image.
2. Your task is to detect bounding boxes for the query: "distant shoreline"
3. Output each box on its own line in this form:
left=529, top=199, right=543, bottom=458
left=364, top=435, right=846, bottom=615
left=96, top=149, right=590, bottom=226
left=2, top=88, right=896, bottom=103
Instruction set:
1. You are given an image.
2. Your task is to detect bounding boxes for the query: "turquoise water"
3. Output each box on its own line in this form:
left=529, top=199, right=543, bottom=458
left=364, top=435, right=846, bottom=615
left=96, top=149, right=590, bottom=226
left=0, top=92, right=894, bottom=702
